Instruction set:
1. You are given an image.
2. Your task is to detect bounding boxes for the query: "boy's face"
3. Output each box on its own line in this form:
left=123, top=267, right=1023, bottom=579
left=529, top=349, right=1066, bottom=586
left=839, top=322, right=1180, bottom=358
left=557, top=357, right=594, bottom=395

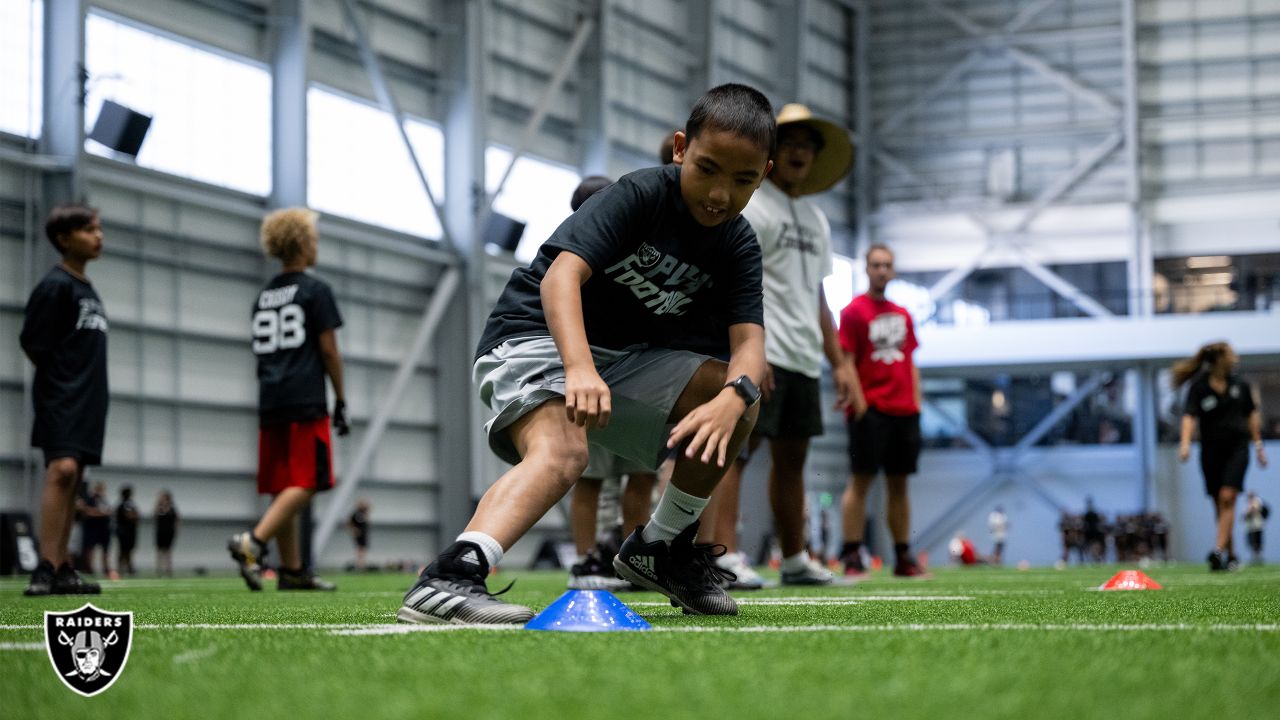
left=673, top=129, right=772, bottom=227
left=60, top=215, right=103, bottom=262
left=866, top=248, right=895, bottom=293
left=771, top=125, right=819, bottom=189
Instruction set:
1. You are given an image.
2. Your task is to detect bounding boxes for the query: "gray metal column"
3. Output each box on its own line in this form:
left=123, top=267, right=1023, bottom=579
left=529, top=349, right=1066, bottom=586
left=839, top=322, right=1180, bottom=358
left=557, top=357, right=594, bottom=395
left=579, top=0, right=611, bottom=176
left=440, top=0, right=489, bottom=543
left=41, top=0, right=85, bottom=205
left=851, top=0, right=871, bottom=257
left=269, top=0, right=309, bottom=209
left=773, top=0, right=808, bottom=108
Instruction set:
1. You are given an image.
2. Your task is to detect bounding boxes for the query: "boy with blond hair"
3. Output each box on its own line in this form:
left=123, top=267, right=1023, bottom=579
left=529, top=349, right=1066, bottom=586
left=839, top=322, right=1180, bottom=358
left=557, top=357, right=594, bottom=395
left=228, top=208, right=348, bottom=591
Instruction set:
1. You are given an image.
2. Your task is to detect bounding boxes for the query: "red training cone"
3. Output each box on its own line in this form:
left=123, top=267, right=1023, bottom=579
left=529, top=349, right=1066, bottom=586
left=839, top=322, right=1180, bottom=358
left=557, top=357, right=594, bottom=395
left=1099, top=570, right=1162, bottom=591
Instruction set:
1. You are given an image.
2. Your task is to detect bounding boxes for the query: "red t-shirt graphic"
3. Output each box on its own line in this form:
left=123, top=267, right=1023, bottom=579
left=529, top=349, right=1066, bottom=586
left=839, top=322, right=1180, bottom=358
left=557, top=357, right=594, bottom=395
left=838, top=294, right=919, bottom=417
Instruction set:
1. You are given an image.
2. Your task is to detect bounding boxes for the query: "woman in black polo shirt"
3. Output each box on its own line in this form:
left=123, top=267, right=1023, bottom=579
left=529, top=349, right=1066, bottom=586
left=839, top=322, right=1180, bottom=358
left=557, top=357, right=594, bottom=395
left=1174, top=342, right=1268, bottom=571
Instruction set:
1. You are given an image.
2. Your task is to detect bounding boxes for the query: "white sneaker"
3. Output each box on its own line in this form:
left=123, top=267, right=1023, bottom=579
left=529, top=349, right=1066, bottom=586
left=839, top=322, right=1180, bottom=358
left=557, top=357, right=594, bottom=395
left=780, top=556, right=834, bottom=586
left=715, top=552, right=766, bottom=590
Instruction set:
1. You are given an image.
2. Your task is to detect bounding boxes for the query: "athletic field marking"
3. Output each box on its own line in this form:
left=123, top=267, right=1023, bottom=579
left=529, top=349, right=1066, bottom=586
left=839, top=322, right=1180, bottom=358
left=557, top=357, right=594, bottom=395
left=172, top=645, right=220, bottom=664
left=0, top=642, right=44, bottom=650
left=326, top=623, right=1280, bottom=636
left=4, top=622, right=1277, bottom=637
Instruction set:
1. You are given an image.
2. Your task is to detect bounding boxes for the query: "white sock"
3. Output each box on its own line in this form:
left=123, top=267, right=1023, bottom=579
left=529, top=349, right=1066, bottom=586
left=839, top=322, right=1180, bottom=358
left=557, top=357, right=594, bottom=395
left=641, top=484, right=709, bottom=544
left=780, top=552, right=810, bottom=573
left=456, top=531, right=504, bottom=568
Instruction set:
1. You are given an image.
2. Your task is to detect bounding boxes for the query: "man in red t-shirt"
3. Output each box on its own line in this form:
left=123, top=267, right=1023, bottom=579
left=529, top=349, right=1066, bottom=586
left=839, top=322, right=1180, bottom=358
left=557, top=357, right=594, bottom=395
left=837, top=244, right=927, bottom=578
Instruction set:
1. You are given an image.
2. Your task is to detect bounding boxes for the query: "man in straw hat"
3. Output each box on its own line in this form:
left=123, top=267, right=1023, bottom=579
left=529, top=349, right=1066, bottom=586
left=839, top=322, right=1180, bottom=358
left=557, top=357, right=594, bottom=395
left=701, top=103, right=860, bottom=587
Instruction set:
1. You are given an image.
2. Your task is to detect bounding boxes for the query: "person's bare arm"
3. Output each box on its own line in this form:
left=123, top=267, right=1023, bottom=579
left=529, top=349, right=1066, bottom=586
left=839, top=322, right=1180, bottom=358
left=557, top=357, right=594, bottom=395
left=543, top=252, right=610, bottom=428
left=912, top=365, right=923, bottom=412
left=667, top=322, right=766, bottom=467
left=820, top=289, right=861, bottom=414
left=1178, top=415, right=1196, bottom=462
left=1250, top=388, right=1268, bottom=468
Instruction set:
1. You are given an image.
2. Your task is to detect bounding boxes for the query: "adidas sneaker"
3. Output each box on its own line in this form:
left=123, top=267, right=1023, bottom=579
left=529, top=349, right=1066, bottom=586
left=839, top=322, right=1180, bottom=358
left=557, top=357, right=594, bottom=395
left=397, top=541, right=534, bottom=625
left=612, top=522, right=738, bottom=616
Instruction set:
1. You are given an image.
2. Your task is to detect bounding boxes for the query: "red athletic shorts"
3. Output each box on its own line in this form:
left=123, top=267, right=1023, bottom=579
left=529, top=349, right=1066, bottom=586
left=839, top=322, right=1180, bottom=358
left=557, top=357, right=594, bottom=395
left=257, top=417, right=334, bottom=495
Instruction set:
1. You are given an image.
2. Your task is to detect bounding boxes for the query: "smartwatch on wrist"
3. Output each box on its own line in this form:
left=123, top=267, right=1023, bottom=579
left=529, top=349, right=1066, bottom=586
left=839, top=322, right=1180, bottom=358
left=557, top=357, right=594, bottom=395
left=724, top=375, right=761, bottom=406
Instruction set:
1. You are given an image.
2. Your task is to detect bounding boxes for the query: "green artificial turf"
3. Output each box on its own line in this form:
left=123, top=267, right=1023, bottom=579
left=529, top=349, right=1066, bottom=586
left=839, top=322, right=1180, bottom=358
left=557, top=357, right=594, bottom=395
left=2, top=564, right=1278, bottom=720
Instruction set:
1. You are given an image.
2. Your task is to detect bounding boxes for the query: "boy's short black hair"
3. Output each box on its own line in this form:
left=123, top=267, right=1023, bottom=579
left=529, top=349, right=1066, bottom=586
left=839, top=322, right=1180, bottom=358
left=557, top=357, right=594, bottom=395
left=685, top=83, right=776, bottom=158
left=571, top=176, right=613, bottom=212
left=44, top=203, right=99, bottom=253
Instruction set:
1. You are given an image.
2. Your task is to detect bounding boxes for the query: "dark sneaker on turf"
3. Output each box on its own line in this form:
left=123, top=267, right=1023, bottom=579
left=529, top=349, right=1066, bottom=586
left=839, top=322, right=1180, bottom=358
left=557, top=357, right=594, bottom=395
left=841, top=553, right=869, bottom=579
left=24, top=560, right=56, bottom=596
left=278, top=569, right=336, bottom=591
left=612, top=522, right=738, bottom=616
left=893, top=559, right=931, bottom=579
left=567, top=550, right=629, bottom=591
left=52, top=563, right=101, bottom=595
left=1207, top=549, right=1229, bottom=572
left=1227, top=553, right=1241, bottom=572
left=397, top=541, right=533, bottom=625
left=227, top=532, right=265, bottom=591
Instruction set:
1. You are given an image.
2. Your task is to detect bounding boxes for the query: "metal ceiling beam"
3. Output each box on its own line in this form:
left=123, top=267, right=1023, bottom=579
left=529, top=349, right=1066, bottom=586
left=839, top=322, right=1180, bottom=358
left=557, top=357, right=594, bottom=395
left=486, top=13, right=594, bottom=205
left=269, top=0, right=308, bottom=209
left=1010, top=131, right=1124, bottom=235
left=338, top=0, right=452, bottom=249
left=313, top=267, right=462, bottom=554
left=1004, top=46, right=1121, bottom=118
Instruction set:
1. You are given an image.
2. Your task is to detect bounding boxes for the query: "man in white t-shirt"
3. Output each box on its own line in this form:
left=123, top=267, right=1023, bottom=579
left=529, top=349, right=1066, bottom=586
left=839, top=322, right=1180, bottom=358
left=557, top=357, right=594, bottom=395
left=701, top=104, right=858, bottom=587
left=988, top=505, right=1008, bottom=565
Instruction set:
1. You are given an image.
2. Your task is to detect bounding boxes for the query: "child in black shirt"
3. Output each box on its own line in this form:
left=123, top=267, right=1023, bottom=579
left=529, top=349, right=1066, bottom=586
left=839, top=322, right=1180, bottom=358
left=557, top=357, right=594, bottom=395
left=21, top=203, right=110, bottom=596
left=399, top=84, right=775, bottom=625
left=227, top=208, right=347, bottom=592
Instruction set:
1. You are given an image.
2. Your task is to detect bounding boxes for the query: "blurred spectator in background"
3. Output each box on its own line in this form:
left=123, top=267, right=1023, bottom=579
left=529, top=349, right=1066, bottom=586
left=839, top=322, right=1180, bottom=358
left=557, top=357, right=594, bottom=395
left=79, top=481, right=112, bottom=576
left=1244, top=491, right=1269, bottom=565
left=987, top=505, right=1008, bottom=565
left=347, top=499, right=371, bottom=572
left=154, top=490, right=179, bottom=577
left=114, top=485, right=139, bottom=576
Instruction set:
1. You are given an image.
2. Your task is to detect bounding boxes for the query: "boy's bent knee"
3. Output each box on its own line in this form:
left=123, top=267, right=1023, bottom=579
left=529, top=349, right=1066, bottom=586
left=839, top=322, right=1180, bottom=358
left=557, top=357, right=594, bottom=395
left=46, top=459, right=79, bottom=487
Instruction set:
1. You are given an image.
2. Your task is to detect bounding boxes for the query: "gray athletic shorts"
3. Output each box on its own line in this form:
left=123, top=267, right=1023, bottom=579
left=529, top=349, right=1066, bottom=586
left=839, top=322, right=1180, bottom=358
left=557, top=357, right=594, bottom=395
left=584, top=443, right=654, bottom=479
left=473, top=336, right=710, bottom=472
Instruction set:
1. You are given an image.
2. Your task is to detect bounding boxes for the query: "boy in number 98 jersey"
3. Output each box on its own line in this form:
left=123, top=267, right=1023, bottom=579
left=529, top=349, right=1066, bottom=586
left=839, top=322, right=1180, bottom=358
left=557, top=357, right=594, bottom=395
left=228, top=208, right=347, bottom=592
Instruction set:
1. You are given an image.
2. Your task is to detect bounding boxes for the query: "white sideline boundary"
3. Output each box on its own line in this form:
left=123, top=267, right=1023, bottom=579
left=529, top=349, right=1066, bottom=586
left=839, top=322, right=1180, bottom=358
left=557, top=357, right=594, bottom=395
left=3, top=622, right=1278, bottom=640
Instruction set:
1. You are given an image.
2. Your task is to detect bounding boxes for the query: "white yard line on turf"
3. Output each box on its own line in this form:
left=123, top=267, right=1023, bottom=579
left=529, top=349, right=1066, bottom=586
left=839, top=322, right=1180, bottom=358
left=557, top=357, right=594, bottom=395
left=172, top=645, right=220, bottom=664
left=0, top=642, right=45, bottom=650
left=3, top=622, right=1277, bottom=637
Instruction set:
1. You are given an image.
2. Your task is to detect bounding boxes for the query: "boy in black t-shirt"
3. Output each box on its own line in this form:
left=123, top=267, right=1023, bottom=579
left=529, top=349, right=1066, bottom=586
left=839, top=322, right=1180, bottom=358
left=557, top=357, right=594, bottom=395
left=398, top=84, right=775, bottom=625
left=115, top=485, right=139, bottom=575
left=21, top=204, right=109, bottom=596
left=227, top=208, right=348, bottom=592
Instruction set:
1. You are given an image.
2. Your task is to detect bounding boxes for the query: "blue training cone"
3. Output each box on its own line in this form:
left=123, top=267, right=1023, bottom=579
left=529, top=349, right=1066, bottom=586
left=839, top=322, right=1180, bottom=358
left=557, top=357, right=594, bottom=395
left=524, top=590, right=651, bottom=632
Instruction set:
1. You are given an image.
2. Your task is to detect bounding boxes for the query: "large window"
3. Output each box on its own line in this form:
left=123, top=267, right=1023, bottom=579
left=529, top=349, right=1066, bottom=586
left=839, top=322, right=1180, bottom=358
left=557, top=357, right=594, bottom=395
left=1154, top=252, right=1280, bottom=314
left=307, top=87, right=445, bottom=239
left=823, top=253, right=991, bottom=328
left=84, top=12, right=271, bottom=195
left=0, top=0, right=42, bottom=138
left=485, top=146, right=580, bottom=263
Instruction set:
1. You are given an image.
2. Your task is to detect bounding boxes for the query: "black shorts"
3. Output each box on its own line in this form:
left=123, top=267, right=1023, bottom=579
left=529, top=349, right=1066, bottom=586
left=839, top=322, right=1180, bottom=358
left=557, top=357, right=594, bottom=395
left=1247, top=530, right=1263, bottom=551
left=846, top=408, right=921, bottom=476
left=753, top=365, right=824, bottom=439
left=1200, top=442, right=1248, bottom=497
left=43, top=447, right=99, bottom=468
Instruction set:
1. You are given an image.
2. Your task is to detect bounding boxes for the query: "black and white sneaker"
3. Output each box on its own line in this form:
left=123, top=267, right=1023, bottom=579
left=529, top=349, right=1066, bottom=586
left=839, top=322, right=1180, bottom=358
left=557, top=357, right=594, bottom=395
left=227, top=532, right=266, bottom=591
left=612, top=522, right=738, bottom=616
left=397, top=541, right=534, bottom=625
left=24, top=560, right=56, bottom=597
left=52, top=563, right=101, bottom=595
left=567, top=549, right=630, bottom=591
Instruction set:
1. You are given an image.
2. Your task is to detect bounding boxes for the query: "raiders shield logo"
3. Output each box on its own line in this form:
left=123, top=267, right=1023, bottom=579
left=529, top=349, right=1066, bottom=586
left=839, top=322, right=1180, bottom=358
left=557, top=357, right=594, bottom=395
left=44, top=604, right=133, bottom=697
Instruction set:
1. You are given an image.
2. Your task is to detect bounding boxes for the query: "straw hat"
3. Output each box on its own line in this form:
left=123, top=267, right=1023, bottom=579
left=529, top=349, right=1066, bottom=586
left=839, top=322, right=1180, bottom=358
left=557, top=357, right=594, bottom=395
left=775, top=103, right=854, bottom=195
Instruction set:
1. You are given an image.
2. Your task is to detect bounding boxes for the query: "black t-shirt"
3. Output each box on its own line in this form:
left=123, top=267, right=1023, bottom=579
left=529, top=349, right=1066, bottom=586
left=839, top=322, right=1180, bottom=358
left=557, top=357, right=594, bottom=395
left=155, top=505, right=178, bottom=543
left=475, top=164, right=764, bottom=359
left=115, top=500, right=139, bottom=540
left=1184, top=373, right=1256, bottom=446
left=350, top=510, right=369, bottom=543
left=20, top=266, right=110, bottom=459
left=252, top=271, right=343, bottom=425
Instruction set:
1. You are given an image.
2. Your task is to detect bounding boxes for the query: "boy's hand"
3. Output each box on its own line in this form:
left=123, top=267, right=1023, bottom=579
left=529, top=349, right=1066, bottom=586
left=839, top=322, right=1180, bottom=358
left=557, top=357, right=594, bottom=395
left=1177, top=442, right=1190, bottom=463
left=832, top=363, right=859, bottom=413
left=667, top=391, right=748, bottom=468
left=760, top=365, right=776, bottom=402
left=333, top=400, right=350, bottom=436
left=565, top=367, right=611, bottom=428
